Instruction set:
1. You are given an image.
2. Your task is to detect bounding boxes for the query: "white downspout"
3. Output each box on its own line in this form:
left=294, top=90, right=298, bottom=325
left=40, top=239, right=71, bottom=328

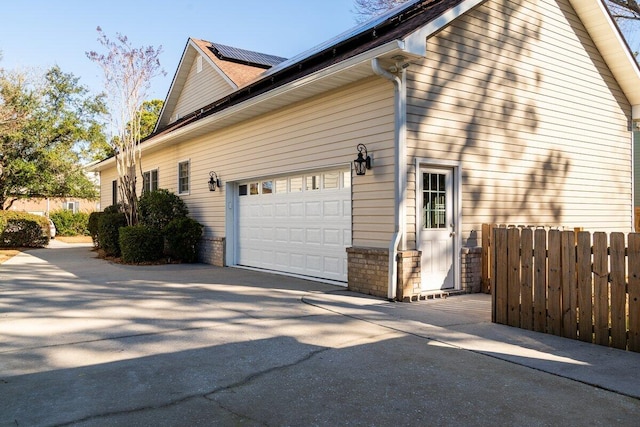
left=372, top=57, right=407, bottom=300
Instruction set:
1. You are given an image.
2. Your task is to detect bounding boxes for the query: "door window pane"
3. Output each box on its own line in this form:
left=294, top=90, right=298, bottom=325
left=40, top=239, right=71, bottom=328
left=423, top=173, right=446, bottom=229
left=262, top=181, right=273, bottom=194
left=275, top=178, right=287, bottom=193
left=239, top=184, right=248, bottom=196
left=249, top=183, right=259, bottom=195
left=323, top=172, right=339, bottom=189
left=290, top=177, right=302, bottom=192
left=306, top=175, right=320, bottom=191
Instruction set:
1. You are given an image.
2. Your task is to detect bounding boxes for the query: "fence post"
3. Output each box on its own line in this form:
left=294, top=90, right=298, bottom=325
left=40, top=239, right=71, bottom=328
left=482, top=223, right=493, bottom=294
left=628, top=233, right=640, bottom=352
left=533, top=228, right=547, bottom=333
left=593, top=232, right=609, bottom=347
left=561, top=231, right=577, bottom=339
left=493, top=227, right=508, bottom=324
left=576, top=231, right=593, bottom=343
left=610, top=233, right=626, bottom=350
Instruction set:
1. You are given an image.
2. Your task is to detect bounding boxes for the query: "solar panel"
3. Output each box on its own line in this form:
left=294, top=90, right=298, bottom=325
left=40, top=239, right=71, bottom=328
left=212, top=43, right=287, bottom=68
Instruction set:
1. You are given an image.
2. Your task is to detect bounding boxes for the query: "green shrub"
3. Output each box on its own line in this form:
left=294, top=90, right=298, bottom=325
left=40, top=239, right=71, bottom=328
left=50, top=210, right=90, bottom=236
left=138, top=189, right=188, bottom=231
left=103, top=203, right=123, bottom=214
left=119, top=225, right=163, bottom=263
left=88, top=212, right=102, bottom=247
left=164, top=217, right=203, bottom=263
left=0, top=212, right=49, bottom=248
left=98, top=212, right=127, bottom=257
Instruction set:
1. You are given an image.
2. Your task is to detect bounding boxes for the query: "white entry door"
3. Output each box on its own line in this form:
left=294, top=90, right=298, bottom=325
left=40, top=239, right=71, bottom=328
left=418, top=167, right=456, bottom=290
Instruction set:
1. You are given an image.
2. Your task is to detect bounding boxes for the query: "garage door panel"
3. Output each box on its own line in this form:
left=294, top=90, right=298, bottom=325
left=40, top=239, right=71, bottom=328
left=237, top=169, right=350, bottom=282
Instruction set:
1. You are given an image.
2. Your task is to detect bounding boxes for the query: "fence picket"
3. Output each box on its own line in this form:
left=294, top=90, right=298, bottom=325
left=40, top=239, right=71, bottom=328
left=493, top=227, right=508, bottom=325
left=628, top=233, right=640, bottom=352
left=548, top=230, right=562, bottom=336
left=507, top=228, right=521, bottom=328
left=610, top=233, right=626, bottom=350
left=520, top=228, right=533, bottom=330
left=576, top=232, right=593, bottom=343
left=593, top=232, right=609, bottom=347
left=533, top=228, right=547, bottom=333
left=561, top=231, right=577, bottom=339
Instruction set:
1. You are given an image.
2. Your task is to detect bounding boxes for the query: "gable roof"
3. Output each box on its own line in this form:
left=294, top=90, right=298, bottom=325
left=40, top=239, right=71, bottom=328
left=156, top=38, right=286, bottom=130
left=92, top=0, right=640, bottom=171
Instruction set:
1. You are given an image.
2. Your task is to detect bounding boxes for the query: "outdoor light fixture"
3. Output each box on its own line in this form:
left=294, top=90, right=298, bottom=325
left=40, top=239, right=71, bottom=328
left=354, top=143, right=372, bottom=176
left=208, top=171, right=221, bottom=191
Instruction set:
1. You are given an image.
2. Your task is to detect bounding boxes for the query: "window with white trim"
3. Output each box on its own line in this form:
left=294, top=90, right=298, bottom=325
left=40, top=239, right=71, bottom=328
left=111, top=180, right=118, bottom=206
left=143, top=169, right=159, bottom=193
left=178, top=161, right=190, bottom=194
left=64, top=201, right=80, bottom=214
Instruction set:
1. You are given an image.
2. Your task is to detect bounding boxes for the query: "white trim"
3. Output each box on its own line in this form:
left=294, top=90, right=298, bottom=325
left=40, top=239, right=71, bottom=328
left=415, top=158, right=462, bottom=291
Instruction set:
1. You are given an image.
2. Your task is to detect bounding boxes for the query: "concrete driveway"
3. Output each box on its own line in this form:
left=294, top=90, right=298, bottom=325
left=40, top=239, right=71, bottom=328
left=1, top=241, right=640, bottom=426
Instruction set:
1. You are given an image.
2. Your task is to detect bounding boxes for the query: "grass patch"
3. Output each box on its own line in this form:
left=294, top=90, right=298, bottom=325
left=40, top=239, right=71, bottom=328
left=0, top=249, right=21, bottom=264
left=57, top=236, right=92, bottom=244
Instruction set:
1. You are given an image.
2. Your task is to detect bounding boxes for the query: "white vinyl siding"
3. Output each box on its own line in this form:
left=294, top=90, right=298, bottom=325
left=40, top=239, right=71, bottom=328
left=405, top=0, right=632, bottom=248
left=98, top=78, right=394, bottom=248
left=170, top=55, right=236, bottom=122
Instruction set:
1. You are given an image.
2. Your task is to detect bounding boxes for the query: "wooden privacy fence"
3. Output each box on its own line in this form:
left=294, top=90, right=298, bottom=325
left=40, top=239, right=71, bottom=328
left=482, top=224, right=640, bottom=352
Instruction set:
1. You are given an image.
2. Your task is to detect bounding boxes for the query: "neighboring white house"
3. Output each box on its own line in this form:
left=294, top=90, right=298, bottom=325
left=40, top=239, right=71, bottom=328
left=91, top=0, right=640, bottom=300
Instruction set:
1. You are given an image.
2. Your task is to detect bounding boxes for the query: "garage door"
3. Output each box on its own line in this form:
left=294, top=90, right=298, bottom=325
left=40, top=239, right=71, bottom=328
left=237, top=169, right=351, bottom=282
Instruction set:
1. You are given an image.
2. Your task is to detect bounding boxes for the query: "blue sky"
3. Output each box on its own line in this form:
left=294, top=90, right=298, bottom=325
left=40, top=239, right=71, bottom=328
left=0, top=0, right=358, bottom=100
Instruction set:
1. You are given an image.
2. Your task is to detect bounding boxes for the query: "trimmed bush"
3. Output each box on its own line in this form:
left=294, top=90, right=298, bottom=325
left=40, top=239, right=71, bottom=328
left=50, top=210, right=90, bottom=236
left=119, top=225, right=163, bottom=263
left=98, top=212, right=126, bottom=257
left=0, top=212, right=49, bottom=248
left=138, top=189, right=188, bottom=231
left=103, top=203, right=123, bottom=214
left=88, top=212, right=102, bottom=247
left=164, top=217, right=203, bottom=263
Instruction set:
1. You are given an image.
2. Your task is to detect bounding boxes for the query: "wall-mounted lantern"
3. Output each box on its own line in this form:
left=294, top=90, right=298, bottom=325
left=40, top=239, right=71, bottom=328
left=354, top=143, right=372, bottom=176
left=208, top=171, right=221, bottom=191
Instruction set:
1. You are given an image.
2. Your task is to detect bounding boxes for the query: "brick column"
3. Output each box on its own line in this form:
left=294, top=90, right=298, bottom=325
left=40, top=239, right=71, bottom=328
left=199, top=237, right=226, bottom=267
left=346, top=247, right=389, bottom=298
left=461, top=246, right=482, bottom=293
left=397, top=250, right=421, bottom=302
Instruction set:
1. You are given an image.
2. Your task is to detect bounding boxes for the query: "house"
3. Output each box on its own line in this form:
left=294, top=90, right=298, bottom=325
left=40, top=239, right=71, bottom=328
left=6, top=198, right=98, bottom=216
left=90, top=0, right=640, bottom=300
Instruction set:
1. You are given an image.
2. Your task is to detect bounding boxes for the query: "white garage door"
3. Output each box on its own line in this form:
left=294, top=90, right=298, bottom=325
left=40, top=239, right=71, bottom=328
left=237, top=169, right=351, bottom=283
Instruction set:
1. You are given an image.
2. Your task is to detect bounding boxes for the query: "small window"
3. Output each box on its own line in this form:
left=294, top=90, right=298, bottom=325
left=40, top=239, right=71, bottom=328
left=323, top=172, right=339, bottom=190
left=306, top=175, right=320, bottom=191
left=290, top=177, right=302, bottom=192
left=197, top=56, right=203, bottom=73
left=64, top=201, right=80, bottom=214
left=249, top=182, right=259, bottom=195
left=262, top=181, right=273, bottom=194
left=143, top=169, right=159, bottom=194
left=178, top=161, right=190, bottom=194
left=275, top=178, right=287, bottom=194
left=239, top=184, right=248, bottom=196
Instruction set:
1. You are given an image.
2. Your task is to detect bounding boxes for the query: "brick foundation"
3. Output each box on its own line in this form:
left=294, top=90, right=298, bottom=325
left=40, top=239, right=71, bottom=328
left=397, top=250, right=422, bottom=302
left=346, top=247, right=389, bottom=298
left=199, top=237, right=226, bottom=267
left=461, top=246, right=482, bottom=293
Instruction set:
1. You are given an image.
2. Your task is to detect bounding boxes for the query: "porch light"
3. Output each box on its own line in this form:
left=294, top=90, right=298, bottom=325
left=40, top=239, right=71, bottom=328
left=354, top=143, right=371, bottom=176
left=208, top=171, right=221, bottom=191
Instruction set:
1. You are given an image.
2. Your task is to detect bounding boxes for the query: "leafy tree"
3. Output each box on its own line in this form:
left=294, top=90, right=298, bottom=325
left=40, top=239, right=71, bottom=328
left=86, top=27, right=165, bottom=226
left=0, top=66, right=106, bottom=210
left=138, top=99, right=163, bottom=139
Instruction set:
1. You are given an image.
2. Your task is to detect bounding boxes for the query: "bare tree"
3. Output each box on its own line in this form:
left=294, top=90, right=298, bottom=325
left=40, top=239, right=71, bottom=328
left=86, top=27, right=165, bottom=225
left=608, top=0, right=640, bottom=20
left=352, top=0, right=408, bottom=22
